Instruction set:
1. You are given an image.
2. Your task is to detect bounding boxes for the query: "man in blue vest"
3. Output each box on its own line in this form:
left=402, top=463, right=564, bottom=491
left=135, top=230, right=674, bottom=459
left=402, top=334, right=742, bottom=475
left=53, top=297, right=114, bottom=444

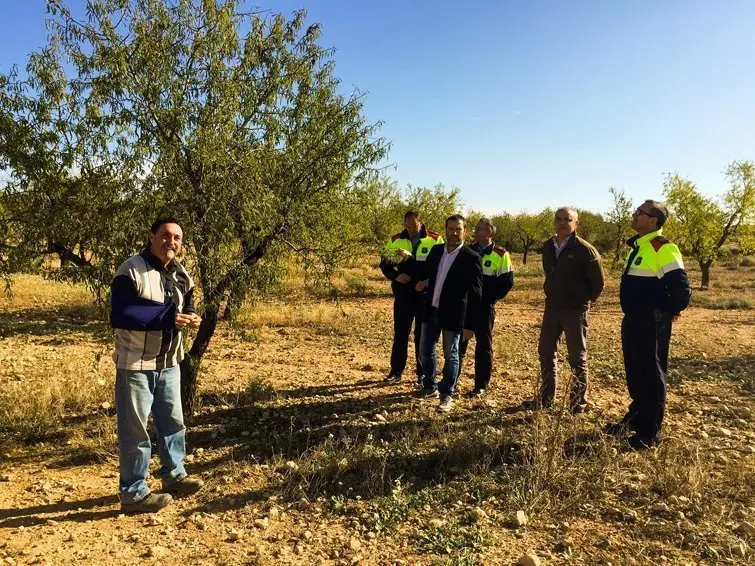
left=605, top=200, right=691, bottom=450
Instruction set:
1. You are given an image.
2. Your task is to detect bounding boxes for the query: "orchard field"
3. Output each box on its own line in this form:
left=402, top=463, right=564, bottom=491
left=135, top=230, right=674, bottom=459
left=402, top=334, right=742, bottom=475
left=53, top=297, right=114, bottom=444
left=0, top=256, right=753, bottom=565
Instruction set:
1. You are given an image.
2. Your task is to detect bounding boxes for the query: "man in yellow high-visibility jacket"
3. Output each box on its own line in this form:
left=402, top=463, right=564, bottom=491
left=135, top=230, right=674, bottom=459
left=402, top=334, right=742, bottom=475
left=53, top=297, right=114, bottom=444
left=380, top=211, right=443, bottom=384
left=457, top=217, right=514, bottom=397
left=605, top=200, right=691, bottom=450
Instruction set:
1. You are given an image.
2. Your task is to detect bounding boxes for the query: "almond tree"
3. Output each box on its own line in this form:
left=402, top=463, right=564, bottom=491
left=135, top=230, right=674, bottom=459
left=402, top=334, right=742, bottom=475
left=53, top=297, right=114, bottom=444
left=0, top=0, right=387, bottom=415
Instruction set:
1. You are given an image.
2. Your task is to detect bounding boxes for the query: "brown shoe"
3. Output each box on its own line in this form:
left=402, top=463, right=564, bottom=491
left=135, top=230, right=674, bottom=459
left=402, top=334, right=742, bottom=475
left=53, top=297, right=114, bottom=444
left=121, top=492, right=173, bottom=514
left=162, top=476, right=204, bottom=496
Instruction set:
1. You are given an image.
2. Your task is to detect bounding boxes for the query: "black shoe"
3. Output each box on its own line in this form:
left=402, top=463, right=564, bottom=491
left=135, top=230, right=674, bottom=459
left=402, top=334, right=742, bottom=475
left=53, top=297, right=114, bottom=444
left=465, top=388, right=485, bottom=399
left=384, top=373, right=402, bottom=383
left=626, top=434, right=660, bottom=451
left=162, top=476, right=204, bottom=496
left=604, top=420, right=635, bottom=436
left=414, top=387, right=439, bottom=399
left=121, top=492, right=173, bottom=514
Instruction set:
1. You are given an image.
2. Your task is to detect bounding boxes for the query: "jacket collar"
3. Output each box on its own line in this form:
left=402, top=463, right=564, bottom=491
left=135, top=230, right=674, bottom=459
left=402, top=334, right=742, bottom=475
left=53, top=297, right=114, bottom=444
left=475, top=241, right=494, bottom=255
left=140, top=247, right=176, bottom=272
left=400, top=223, right=428, bottom=240
left=627, top=228, right=662, bottom=249
left=552, top=232, right=578, bottom=249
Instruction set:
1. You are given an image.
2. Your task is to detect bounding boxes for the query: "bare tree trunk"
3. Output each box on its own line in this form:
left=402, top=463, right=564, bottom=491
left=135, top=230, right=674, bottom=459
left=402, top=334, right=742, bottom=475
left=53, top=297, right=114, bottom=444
left=522, top=246, right=529, bottom=265
left=700, top=260, right=712, bottom=289
left=180, top=303, right=220, bottom=419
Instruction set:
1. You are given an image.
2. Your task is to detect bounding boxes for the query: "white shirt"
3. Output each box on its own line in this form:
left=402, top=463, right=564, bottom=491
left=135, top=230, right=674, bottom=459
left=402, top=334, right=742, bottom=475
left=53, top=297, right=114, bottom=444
left=552, top=235, right=570, bottom=258
left=432, top=244, right=463, bottom=308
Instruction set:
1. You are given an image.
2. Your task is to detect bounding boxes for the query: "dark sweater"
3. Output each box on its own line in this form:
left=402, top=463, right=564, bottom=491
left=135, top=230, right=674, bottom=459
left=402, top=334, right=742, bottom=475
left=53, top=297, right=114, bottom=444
left=541, top=233, right=604, bottom=311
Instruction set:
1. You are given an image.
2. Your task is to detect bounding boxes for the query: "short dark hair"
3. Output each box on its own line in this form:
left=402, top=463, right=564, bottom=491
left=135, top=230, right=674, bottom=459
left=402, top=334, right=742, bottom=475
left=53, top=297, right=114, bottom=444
left=150, top=217, right=182, bottom=234
left=445, top=214, right=466, bottom=227
left=404, top=210, right=420, bottom=221
left=644, top=200, right=668, bottom=228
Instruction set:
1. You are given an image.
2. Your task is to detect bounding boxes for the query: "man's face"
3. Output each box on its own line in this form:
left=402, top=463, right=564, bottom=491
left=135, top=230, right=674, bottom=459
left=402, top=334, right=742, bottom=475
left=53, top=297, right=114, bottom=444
left=475, top=220, right=492, bottom=245
left=404, top=215, right=421, bottom=236
left=554, top=209, right=578, bottom=238
left=149, top=223, right=183, bottom=265
left=445, top=219, right=465, bottom=248
left=630, top=204, right=658, bottom=234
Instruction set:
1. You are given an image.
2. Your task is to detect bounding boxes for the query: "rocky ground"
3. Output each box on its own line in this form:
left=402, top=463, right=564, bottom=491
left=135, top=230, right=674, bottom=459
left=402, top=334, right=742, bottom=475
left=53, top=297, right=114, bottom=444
left=1, top=264, right=754, bottom=565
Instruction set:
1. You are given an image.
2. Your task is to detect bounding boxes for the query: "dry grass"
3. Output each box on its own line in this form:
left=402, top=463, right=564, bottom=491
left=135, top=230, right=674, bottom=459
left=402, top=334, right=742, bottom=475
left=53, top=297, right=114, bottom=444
left=0, top=258, right=753, bottom=564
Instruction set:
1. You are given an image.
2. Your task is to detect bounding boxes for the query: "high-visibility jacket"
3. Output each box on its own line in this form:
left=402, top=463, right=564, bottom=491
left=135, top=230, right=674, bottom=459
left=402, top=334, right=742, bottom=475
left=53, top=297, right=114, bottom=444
left=471, top=241, right=514, bottom=305
left=619, top=229, right=691, bottom=315
left=379, top=224, right=443, bottom=288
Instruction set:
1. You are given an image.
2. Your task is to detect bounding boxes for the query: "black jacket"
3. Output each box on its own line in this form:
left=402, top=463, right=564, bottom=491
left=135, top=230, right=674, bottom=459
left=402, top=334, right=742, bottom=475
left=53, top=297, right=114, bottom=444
left=379, top=224, right=441, bottom=299
left=422, top=244, right=483, bottom=331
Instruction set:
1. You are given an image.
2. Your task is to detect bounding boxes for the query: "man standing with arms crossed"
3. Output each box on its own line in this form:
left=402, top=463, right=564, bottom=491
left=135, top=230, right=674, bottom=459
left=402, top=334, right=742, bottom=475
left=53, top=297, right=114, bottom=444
left=525, top=207, right=604, bottom=414
left=110, top=217, right=204, bottom=513
left=457, top=218, right=514, bottom=398
left=605, top=200, right=690, bottom=449
left=380, top=211, right=443, bottom=385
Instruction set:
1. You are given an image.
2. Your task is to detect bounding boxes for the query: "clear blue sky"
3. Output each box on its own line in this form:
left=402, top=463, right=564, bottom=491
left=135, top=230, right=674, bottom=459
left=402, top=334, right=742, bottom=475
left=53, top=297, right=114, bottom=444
left=2, top=1, right=755, bottom=215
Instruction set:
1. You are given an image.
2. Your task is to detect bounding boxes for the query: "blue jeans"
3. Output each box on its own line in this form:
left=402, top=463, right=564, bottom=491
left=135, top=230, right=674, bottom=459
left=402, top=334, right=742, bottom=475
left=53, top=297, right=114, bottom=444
left=420, top=317, right=462, bottom=396
left=115, top=365, right=187, bottom=504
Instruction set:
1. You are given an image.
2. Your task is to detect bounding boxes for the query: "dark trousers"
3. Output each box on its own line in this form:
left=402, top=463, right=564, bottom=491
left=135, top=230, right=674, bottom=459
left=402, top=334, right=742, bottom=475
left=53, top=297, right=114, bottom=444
left=537, top=308, right=589, bottom=410
left=458, top=304, right=495, bottom=390
left=621, top=312, right=672, bottom=441
left=390, top=291, right=425, bottom=377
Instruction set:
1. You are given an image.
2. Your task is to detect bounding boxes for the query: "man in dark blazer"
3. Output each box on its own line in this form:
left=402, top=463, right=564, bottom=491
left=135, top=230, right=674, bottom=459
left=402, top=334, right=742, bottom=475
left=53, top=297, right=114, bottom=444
left=415, top=214, right=483, bottom=412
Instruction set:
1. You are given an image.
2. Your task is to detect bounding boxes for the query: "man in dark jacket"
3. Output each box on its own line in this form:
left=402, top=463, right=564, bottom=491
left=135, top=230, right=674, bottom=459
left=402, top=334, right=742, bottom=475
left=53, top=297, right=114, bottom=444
left=380, top=211, right=443, bottom=384
left=525, top=207, right=604, bottom=413
left=605, top=200, right=690, bottom=449
left=457, top=218, right=514, bottom=397
left=415, top=215, right=483, bottom=413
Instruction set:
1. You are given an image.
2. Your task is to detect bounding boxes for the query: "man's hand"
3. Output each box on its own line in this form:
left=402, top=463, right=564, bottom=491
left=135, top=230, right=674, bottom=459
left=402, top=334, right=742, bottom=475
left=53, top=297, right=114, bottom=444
left=175, top=312, right=192, bottom=329
left=415, top=279, right=428, bottom=292
left=462, top=329, right=474, bottom=342
left=395, top=274, right=410, bottom=284
left=188, top=313, right=202, bottom=330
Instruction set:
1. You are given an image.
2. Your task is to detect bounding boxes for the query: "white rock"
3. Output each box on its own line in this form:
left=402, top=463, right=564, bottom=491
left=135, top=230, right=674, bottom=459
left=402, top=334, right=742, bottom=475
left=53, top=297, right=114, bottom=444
left=286, top=461, right=299, bottom=471
left=515, top=510, right=528, bottom=527
left=100, top=402, right=111, bottom=410
left=518, top=554, right=541, bottom=566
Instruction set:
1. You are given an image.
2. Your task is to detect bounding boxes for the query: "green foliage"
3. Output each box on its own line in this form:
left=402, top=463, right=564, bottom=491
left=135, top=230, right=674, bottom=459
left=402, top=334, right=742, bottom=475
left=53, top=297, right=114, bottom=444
left=605, top=187, right=634, bottom=266
left=0, top=0, right=388, bottom=409
left=512, top=209, right=552, bottom=264
left=362, top=180, right=462, bottom=249
left=416, top=521, right=489, bottom=563
left=664, top=161, right=755, bottom=287
left=244, top=376, right=278, bottom=404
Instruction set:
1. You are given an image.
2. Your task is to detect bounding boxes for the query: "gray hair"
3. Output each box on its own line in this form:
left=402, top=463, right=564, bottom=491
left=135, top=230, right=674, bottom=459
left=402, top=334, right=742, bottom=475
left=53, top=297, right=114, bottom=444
left=477, top=217, right=496, bottom=235
left=555, top=207, right=578, bottom=221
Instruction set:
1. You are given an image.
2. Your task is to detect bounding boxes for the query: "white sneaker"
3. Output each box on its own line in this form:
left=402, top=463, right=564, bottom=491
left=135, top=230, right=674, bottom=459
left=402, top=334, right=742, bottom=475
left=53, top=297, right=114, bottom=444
left=437, top=395, right=453, bottom=413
